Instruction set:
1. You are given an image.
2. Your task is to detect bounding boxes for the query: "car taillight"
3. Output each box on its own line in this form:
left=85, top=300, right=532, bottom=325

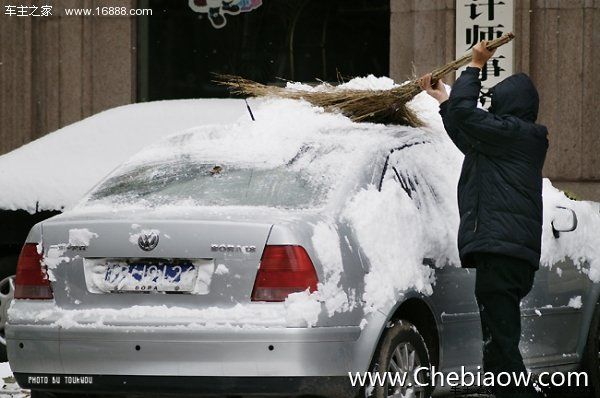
left=251, top=245, right=318, bottom=302
left=15, top=243, right=53, bottom=300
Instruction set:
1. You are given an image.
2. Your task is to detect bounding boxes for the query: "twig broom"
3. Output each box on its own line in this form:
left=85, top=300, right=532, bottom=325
left=216, top=32, right=515, bottom=127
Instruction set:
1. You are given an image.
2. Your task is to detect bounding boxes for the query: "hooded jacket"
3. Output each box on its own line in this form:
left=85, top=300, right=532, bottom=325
left=439, top=67, right=549, bottom=268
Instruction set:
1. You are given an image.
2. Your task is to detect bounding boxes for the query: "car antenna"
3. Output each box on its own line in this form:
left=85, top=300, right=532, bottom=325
left=244, top=97, right=255, bottom=121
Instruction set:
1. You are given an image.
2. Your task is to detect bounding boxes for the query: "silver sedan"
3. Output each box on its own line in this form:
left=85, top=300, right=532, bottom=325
left=6, top=124, right=598, bottom=398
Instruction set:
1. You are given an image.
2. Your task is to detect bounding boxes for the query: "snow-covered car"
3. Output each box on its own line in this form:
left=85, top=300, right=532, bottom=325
left=6, top=96, right=600, bottom=398
left=0, top=99, right=246, bottom=361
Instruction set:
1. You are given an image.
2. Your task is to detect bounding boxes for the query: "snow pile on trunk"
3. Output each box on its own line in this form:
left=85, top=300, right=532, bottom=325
left=42, top=245, right=69, bottom=282
left=8, top=303, right=298, bottom=329
left=0, top=99, right=247, bottom=213
left=68, top=228, right=98, bottom=247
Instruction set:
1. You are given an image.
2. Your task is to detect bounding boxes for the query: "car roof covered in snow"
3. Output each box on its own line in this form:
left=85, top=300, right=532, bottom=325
left=0, top=99, right=248, bottom=213
left=0, top=76, right=449, bottom=214
left=74, top=99, right=431, bottom=212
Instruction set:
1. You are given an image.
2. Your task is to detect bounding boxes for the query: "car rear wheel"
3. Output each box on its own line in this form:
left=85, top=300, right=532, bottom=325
left=0, top=275, right=15, bottom=362
left=365, top=320, right=432, bottom=398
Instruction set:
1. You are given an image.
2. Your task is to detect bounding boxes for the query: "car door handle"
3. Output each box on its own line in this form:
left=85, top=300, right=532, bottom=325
left=552, top=206, right=578, bottom=238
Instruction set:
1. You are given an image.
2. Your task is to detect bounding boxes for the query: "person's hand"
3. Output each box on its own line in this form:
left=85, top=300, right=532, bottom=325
left=418, top=73, right=448, bottom=104
left=469, top=40, right=496, bottom=69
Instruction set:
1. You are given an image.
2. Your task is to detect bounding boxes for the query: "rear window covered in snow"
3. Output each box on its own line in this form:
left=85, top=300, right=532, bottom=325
left=88, top=158, right=328, bottom=209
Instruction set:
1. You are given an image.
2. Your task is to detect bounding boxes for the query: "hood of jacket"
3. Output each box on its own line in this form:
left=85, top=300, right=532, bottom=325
left=489, top=73, right=539, bottom=122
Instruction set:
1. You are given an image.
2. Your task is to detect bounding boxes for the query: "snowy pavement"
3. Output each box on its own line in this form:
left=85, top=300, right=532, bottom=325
left=0, top=363, right=28, bottom=397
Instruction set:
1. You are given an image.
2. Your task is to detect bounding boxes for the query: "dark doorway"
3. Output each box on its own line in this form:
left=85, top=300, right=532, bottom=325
left=138, top=0, right=390, bottom=101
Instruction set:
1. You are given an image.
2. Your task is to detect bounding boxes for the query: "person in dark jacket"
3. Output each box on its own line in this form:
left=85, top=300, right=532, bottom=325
left=419, top=41, right=548, bottom=397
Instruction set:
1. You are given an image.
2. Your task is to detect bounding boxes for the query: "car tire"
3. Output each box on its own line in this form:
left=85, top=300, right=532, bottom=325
left=365, top=319, right=432, bottom=398
left=0, top=275, right=15, bottom=362
left=584, top=302, right=600, bottom=398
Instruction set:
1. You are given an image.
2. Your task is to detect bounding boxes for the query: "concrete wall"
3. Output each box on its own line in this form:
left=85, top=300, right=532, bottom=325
left=390, top=0, right=600, bottom=201
left=0, top=0, right=136, bottom=155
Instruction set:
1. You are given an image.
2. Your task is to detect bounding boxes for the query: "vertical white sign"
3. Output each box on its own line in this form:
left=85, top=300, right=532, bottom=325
left=455, top=0, right=514, bottom=107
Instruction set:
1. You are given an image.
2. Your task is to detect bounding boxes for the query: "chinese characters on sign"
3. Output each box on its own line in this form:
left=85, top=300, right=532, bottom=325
left=455, top=0, right=514, bottom=107
left=4, top=5, right=52, bottom=16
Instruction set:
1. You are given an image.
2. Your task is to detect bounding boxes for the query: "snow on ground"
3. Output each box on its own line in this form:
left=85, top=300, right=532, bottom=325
left=0, top=363, right=12, bottom=380
left=0, top=362, right=28, bottom=397
left=0, top=99, right=247, bottom=213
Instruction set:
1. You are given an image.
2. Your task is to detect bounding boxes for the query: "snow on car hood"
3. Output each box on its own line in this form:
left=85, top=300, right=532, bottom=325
left=0, top=99, right=248, bottom=213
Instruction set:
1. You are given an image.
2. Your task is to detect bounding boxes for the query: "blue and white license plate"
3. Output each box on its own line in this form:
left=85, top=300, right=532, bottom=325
left=104, top=262, right=198, bottom=292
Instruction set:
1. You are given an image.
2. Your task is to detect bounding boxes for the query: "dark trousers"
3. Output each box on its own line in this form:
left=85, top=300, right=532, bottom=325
left=473, top=252, right=537, bottom=397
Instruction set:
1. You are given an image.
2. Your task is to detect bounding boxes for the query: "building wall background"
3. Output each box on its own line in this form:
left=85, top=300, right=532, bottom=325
left=390, top=0, right=600, bottom=200
left=0, top=0, right=599, bottom=200
left=0, top=0, right=136, bottom=153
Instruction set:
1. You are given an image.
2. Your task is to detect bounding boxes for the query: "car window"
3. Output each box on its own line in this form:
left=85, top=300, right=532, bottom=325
left=88, top=158, right=328, bottom=209
left=391, top=166, right=418, bottom=200
left=380, top=143, right=438, bottom=208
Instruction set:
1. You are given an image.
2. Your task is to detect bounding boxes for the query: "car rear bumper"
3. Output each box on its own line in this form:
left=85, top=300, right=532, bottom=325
left=15, top=374, right=356, bottom=397
left=7, top=322, right=364, bottom=377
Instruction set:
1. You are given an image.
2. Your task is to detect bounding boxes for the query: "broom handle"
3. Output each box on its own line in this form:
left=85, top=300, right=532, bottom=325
left=429, top=32, right=515, bottom=84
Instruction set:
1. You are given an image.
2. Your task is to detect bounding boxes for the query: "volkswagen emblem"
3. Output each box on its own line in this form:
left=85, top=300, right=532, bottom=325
left=138, top=231, right=159, bottom=251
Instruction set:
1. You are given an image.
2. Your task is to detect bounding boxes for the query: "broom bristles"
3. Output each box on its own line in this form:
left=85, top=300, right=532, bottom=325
left=217, top=33, right=515, bottom=127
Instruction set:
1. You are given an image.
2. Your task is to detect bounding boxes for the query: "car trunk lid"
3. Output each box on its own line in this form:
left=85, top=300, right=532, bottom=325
left=41, top=218, right=272, bottom=311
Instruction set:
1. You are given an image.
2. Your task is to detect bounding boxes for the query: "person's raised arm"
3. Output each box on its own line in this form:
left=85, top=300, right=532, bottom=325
left=418, top=74, right=471, bottom=153
left=421, top=41, right=519, bottom=155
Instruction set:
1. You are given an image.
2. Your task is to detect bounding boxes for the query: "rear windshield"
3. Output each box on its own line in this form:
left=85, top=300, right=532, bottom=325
left=88, top=158, right=329, bottom=209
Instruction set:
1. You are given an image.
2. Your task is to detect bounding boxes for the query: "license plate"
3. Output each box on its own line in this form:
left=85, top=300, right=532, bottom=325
left=104, top=262, right=198, bottom=292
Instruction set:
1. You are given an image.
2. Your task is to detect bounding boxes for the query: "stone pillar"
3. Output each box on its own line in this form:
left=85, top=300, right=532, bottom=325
left=390, top=0, right=600, bottom=201
left=529, top=0, right=600, bottom=200
left=390, top=0, right=456, bottom=84
left=0, top=0, right=137, bottom=155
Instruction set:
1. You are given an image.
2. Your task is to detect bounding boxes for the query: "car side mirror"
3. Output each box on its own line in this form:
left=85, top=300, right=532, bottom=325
left=551, top=206, right=578, bottom=238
